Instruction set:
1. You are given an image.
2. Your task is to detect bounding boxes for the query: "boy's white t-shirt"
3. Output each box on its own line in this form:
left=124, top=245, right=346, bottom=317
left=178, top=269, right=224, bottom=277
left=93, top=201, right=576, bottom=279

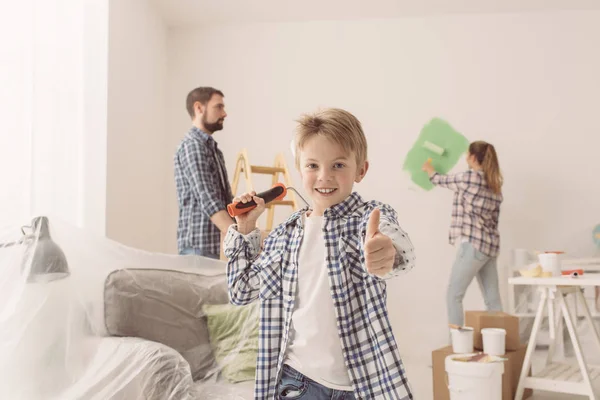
left=284, top=214, right=353, bottom=391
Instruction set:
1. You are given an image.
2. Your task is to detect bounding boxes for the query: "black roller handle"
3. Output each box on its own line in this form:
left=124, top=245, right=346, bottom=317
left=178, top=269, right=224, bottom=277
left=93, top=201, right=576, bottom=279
left=227, top=183, right=287, bottom=217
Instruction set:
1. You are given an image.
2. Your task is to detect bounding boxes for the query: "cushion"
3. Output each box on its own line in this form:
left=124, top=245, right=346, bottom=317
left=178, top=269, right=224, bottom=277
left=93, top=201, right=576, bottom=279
left=104, top=268, right=229, bottom=380
left=202, top=302, right=259, bottom=383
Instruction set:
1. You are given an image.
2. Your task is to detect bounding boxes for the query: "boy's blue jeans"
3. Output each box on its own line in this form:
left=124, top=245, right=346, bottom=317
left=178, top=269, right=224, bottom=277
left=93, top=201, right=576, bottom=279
left=447, top=241, right=503, bottom=327
left=277, top=364, right=355, bottom=400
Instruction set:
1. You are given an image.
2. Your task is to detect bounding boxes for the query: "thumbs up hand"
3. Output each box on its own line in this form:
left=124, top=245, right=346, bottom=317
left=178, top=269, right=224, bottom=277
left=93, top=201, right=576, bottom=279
left=364, top=208, right=396, bottom=277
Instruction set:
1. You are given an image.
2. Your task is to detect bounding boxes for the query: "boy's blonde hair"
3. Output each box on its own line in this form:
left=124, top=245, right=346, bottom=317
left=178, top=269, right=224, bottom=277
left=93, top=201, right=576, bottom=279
left=294, top=108, right=368, bottom=168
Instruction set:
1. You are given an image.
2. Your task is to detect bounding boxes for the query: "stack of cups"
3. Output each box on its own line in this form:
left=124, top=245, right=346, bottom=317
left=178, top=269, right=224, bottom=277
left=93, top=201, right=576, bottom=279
left=513, top=248, right=535, bottom=268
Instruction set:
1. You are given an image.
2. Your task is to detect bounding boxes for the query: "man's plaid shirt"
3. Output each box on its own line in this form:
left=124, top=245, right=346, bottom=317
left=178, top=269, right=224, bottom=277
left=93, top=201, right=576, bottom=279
left=174, top=127, right=233, bottom=255
left=430, top=170, right=503, bottom=257
left=224, top=192, right=416, bottom=399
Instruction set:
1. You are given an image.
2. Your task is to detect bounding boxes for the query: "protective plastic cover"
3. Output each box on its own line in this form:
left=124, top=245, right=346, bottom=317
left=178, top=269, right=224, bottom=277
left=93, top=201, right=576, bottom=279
left=0, top=217, right=256, bottom=400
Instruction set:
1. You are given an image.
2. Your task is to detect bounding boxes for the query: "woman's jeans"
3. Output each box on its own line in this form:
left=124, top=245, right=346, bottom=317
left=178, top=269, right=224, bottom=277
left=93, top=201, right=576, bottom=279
left=447, top=241, right=503, bottom=326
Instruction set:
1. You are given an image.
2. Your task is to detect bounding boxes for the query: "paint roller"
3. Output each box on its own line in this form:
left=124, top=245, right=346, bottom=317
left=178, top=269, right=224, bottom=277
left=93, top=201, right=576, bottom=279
left=227, top=183, right=309, bottom=217
left=422, top=140, right=445, bottom=163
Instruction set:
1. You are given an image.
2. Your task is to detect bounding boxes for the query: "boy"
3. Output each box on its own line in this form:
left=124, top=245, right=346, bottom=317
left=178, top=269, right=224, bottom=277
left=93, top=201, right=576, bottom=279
left=224, top=108, right=415, bottom=399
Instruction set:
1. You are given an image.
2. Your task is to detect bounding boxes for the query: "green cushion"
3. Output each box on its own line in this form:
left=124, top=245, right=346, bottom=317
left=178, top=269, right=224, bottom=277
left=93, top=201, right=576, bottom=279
left=202, top=302, right=259, bottom=383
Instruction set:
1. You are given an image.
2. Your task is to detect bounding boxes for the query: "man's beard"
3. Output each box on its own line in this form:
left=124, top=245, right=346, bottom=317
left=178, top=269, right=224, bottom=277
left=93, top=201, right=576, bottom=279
left=203, top=115, right=224, bottom=133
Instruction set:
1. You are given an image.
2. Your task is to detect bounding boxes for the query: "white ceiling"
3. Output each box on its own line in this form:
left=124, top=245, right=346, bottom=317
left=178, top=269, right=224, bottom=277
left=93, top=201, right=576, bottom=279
left=151, top=0, right=600, bottom=28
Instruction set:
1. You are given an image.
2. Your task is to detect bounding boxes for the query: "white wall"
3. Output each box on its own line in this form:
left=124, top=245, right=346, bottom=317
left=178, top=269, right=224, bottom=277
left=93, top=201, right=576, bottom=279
left=107, top=0, right=168, bottom=251
left=166, top=10, right=600, bottom=374
left=0, top=0, right=108, bottom=235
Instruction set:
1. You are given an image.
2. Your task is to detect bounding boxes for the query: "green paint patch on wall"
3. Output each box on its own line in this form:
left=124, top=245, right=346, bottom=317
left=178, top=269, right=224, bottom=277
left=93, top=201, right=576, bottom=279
left=403, top=118, right=470, bottom=190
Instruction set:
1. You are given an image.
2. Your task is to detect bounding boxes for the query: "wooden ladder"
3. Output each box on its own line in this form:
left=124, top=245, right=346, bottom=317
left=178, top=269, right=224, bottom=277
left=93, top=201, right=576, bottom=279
left=230, top=149, right=299, bottom=232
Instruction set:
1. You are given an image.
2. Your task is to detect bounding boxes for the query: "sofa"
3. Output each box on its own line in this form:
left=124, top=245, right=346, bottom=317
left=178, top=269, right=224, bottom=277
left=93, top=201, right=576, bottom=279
left=97, top=265, right=257, bottom=400
left=0, top=252, right=256, bottom=400
left=0, top=215, right=259, bottom=400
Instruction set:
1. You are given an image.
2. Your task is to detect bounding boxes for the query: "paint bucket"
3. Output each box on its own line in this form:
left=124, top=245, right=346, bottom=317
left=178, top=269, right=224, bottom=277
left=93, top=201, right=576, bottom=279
left=538, top=253, right=561, bottom=277
left=445, top=354, right=504, bottom=400
left=450, top=327, right=474, bottom=354
left=482, top=328, right=506, bottom=356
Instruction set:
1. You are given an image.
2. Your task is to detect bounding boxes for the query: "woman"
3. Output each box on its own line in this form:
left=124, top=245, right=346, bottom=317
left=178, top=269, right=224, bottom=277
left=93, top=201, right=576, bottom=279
left=422, top=141, right=503, bottom=327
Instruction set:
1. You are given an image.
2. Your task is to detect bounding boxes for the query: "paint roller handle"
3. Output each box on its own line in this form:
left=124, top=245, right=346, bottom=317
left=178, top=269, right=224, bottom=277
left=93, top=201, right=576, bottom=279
left=422, top=158, right=436, bottom=175
left=227, top=183, right=287, bottom=217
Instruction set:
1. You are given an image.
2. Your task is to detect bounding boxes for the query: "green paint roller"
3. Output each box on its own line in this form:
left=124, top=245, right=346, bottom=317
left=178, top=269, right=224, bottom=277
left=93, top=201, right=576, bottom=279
left=422, top=140, right=445, bottom=156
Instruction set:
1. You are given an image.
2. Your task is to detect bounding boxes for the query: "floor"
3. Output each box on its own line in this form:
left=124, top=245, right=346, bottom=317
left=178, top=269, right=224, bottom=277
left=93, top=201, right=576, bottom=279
left=412, top=319, right=600, bottom=399
left=410, top=350, right=599, bottom=399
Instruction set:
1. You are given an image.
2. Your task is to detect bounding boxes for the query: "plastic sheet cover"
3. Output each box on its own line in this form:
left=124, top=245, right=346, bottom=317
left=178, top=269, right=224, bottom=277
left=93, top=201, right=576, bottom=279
left=0, top=216, right=257, bottom=400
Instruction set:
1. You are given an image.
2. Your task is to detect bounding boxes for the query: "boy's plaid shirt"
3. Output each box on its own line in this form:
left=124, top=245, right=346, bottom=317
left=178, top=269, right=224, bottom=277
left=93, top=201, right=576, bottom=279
left=430, top=170, right=503, bottom=257
left=224, top=192, right=416, bottom=399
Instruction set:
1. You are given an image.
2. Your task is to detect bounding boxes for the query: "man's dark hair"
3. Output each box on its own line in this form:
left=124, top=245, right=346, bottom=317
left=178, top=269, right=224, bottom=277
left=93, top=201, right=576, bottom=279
left=186, top=87, right=224, bottom=118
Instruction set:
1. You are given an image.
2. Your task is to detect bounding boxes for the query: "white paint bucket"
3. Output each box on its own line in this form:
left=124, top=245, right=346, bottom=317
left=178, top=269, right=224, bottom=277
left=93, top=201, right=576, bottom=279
left=445, top=354, right=504, bottom=400
left=482, top=328, right=506, bottom=356
left=538, top=253, right=561, bottom=276
left=450, top=327, right=474, bottom=354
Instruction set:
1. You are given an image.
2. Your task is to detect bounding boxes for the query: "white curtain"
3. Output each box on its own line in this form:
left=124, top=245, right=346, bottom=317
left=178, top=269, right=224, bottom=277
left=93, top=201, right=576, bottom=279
left=0, top=0, right=107, bottom=234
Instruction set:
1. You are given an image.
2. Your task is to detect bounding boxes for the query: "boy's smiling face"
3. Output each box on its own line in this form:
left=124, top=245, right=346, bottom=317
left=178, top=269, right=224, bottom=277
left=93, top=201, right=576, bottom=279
left=299, top=135, right=368, bottom=216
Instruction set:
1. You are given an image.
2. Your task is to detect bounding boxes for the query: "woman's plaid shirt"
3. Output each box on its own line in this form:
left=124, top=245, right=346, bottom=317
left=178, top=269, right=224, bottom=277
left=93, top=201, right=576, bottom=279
left=224, top=192, right=416, bottom=399
left=430, top=170, right=503, bottom=257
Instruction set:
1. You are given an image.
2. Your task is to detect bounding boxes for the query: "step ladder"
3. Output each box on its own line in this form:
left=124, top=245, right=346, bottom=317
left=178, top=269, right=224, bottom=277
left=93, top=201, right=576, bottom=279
left=230, top=149, right=300, bottom=232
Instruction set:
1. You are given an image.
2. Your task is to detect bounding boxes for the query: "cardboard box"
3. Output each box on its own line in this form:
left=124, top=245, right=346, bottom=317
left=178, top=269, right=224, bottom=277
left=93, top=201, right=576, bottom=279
left=432, top=345, right=532, bottom=400
left=465, top=311, right=520, bottom=351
